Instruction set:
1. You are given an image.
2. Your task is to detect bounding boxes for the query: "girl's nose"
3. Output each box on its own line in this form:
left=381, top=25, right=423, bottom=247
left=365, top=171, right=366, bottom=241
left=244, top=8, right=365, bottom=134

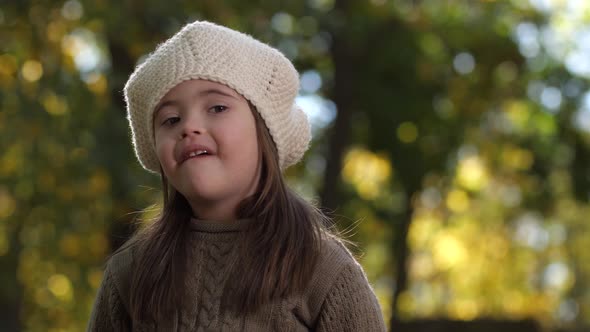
left=181, top=130, right=200, bottom=139
left=180, top=117, right=205, bottom=139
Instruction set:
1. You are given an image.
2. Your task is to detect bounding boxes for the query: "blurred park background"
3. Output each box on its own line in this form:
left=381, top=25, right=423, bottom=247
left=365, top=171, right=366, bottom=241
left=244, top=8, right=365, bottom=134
left=2, top=0, right=590, bottom=331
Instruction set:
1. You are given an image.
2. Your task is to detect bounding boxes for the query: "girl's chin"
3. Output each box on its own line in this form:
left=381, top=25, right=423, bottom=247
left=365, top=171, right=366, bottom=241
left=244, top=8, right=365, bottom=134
left=181, top=187, right=227, bottom=203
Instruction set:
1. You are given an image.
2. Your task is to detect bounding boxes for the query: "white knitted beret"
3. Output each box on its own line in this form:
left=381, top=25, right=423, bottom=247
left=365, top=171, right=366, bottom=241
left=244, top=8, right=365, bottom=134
left=124, top=20, right=311, bottom=173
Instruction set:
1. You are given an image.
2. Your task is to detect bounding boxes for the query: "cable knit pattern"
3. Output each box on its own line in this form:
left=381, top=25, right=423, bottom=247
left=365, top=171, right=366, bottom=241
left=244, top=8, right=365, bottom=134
left=87, top=264, right=132, bottom=331
left=196, top=236, right=234, bottom=330
left=124, top=20, right=311, bottom=173
left=87, top=218, right=386, bottom=331
left=179, top=239, right=204, bottom=331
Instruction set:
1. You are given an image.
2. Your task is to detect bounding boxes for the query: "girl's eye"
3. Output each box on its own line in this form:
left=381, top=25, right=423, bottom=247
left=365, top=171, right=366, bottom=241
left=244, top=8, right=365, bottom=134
left=162, top=116, right=180, bottom=126
left=210, top=105, right=228, bottom=113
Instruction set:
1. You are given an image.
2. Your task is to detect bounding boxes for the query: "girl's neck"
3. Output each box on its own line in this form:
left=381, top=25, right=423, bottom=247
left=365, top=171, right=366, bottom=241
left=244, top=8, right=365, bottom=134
left=186, top=183, right=258, bottom=223
left=189, top=217, right=252, bottom=233
left=188, top=199, right=238, bottom=224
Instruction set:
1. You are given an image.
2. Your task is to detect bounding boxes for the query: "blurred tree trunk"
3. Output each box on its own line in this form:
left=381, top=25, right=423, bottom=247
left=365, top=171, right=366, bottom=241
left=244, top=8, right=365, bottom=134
left=319, top=0, right=355, bottom=212
left=390, top=190, right=414, bottom=327
left=0, top=222, right=22, bottom=332
left=105, top=37, right=139, bottom=252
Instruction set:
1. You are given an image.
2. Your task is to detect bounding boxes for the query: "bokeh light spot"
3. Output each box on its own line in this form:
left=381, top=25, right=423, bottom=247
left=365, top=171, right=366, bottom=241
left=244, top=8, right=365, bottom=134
left=21, top=60, right=43, bottom=82
left=446, top=189, right=470, bottom=212
left=61, top=0, right=83, bottom=20
left=397, top=122, right=418, bottom=143
left=453, top=52, right=476, bottom=75
left=47, top=274, right=73, bottom=302
left=343, top=148, right=392, bottom=200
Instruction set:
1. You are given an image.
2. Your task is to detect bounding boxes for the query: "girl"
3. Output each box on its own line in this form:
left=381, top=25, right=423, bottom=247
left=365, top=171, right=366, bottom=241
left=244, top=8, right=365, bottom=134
left=87, top=20, right=386, bottom=331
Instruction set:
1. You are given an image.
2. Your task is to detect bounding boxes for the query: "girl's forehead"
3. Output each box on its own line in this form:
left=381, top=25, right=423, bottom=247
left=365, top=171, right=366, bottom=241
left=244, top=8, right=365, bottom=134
left=166, top=79, right=240, bottom=98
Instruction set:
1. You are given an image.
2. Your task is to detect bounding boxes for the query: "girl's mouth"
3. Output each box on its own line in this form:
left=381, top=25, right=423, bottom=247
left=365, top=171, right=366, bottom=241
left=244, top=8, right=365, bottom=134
left=188, top=150, right=209, bottom=158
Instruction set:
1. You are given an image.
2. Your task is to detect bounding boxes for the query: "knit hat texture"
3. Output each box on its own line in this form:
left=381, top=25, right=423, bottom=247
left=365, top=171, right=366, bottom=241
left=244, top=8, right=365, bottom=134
left=124, top=20, right=311, bottom=173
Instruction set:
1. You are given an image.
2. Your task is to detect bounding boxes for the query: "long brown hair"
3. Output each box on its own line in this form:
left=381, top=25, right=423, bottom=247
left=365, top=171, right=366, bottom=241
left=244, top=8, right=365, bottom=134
left=126, top=104, right=332, bottom=322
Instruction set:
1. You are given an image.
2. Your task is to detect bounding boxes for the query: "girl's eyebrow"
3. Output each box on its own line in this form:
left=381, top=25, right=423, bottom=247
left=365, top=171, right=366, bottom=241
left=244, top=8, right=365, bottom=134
left=154, top=100, right=180, bottom=117
left=199, top=88, right=239, bottom=100
left=154, top=88, right=238, bottom=117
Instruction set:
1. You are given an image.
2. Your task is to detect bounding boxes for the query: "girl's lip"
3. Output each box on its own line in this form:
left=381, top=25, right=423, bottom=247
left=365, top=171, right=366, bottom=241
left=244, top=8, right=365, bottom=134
left=179, top=144, right=215, bottom=163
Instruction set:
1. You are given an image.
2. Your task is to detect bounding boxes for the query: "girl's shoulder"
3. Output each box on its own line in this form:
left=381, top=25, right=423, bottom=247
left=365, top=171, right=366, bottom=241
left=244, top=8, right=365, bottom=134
left=297, top=232, right=371, bottom=321
left=101, top=241, right=138, bottom=312
left=317, top=232, right=360, bottom=270
left=308, top=233, right=364, bottom=289
left=108, top=241, right=137, bottom=268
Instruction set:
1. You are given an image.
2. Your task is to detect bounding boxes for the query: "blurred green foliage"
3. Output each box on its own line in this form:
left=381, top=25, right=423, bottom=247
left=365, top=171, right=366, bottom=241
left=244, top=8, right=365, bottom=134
left=2, top=0, right=590, bottom=331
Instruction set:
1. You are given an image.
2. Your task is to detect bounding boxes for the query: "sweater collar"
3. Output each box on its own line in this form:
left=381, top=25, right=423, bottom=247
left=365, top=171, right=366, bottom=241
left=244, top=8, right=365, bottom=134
left=189, top=217, right=253, bottom=233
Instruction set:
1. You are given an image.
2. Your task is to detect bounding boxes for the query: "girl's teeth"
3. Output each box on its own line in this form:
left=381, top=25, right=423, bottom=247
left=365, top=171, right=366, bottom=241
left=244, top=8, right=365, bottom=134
left=189, top=150, right=207, bottom=157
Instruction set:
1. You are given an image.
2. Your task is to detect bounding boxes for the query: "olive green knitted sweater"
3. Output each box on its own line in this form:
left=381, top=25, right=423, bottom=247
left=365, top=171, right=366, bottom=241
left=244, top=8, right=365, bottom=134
left=87, top=218, right=386, bottom=331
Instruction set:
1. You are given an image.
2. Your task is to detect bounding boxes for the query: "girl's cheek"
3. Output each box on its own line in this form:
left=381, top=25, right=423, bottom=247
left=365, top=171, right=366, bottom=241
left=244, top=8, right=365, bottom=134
left=154, top=138, right=168, bottom=157
left=154, top=131, right=170, bottom=147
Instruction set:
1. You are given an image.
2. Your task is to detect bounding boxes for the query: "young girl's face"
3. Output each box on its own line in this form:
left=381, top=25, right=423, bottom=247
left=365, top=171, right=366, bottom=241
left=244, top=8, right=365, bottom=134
left=153, top=79, right=260, bottom=220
